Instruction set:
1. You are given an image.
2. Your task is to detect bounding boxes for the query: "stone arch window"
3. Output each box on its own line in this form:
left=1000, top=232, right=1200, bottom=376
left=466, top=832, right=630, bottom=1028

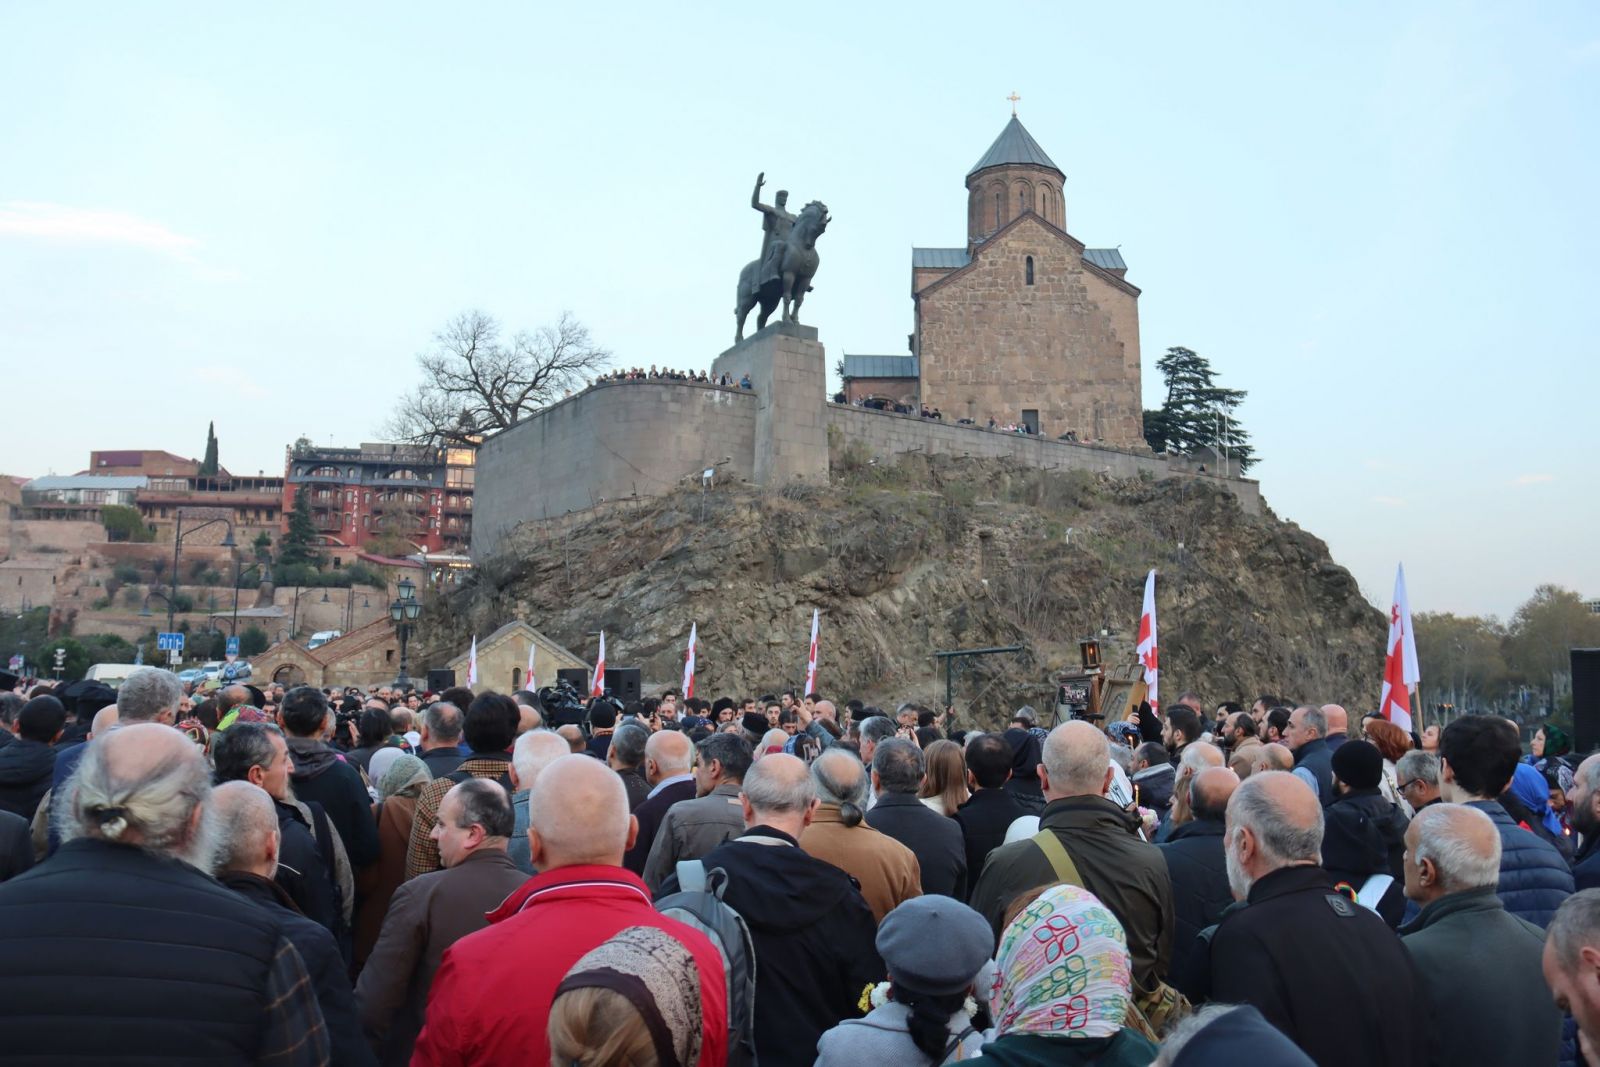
left=1013, top=179, right=1033, bottom=216
left=1025, top=256, right=1035, bottom=286
left=994, top=190, right=1003, bottom=231
left=1041, top=184, right=1054, bottom=223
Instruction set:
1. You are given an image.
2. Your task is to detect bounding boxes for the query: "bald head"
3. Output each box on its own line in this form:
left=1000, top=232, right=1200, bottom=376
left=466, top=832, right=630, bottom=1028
left=1041, top=721, right=1112, bottom=799
left=1191, top=766, right=1240, bottom=822
left=555, top=724, right=585, bottom=753
left=219, top=685, right=250, bottom=711
left=210, top=780, right=281, bottom=877
left=1406, top=803, right=1500, bottom=902
left=1321, top=704, right=1349, bottom=736
left=740, top=753, right=816, bottom=836
left=1228, top=771, right=1323, bottom=868
left=527, top=754, right=633, bottom=868
left=645, top=729, right=693, bottom=782
left=813, top=699, right=836, bottom=721
left=89, top=704, right=119, bottom=740
left=1253, top=742, right=1294, bottom=774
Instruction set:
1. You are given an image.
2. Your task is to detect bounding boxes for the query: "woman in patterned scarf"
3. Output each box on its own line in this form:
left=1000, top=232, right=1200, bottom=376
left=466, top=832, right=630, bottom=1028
left=353, top=753, right=433, bottom=966
left=548, top=925, right=703, bottom=1067
left=960, top=884, right=1158, bottom=1067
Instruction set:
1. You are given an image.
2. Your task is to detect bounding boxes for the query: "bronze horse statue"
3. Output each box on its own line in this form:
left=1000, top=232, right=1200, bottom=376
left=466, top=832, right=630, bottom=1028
left=734, top=200, right=830, bottom=342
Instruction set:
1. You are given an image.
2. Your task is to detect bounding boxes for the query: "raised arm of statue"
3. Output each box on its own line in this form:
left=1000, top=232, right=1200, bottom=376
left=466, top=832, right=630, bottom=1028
left=751, top=172, right=768, bottom=213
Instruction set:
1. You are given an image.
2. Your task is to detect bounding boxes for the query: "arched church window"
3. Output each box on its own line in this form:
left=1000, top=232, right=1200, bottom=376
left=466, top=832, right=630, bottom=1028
left=1025, top=256, right=1035, bottom=285
left=994, top=192, right=1003, bottom=231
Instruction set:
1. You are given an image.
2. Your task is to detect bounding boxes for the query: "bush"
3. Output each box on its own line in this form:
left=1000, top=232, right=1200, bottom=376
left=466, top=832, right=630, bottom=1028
left=240, top=626, right=270, bottom=656
left=113, top=563, right=141, bottom=585
left=102, top=506, right=154, bottom=543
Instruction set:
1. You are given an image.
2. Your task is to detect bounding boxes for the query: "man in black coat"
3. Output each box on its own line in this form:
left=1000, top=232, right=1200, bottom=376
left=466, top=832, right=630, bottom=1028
left=656, top=754, right=883, bottom=1067
left=212, top=780, right=375, bottom=1067
left=0, top=724, right=329, bottom=1064
left=622, top=729, right=696, bottom=874
left=1566, top=754, right=1600, bottom=890
left=1209, top=771, right=1426, bottom=1066
left=864, top=738, right=966, bottom=898
left=1158, top=765, right=1237, bottom=999
left=278, top=686, right=379, bottom=869
left=953, top=733, right=1025, bottom=892
left=1322, top=740, right=1409, bottom=925
left=0, top=695, right=65, bottom=821
left=213, top=721, right=345, bottom=941
left=0, top=809, right=32, bottom=882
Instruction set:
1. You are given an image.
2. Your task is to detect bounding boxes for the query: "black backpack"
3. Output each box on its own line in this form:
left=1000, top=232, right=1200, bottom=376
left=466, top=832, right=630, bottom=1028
left=656, top=861, right=759, bottom=1066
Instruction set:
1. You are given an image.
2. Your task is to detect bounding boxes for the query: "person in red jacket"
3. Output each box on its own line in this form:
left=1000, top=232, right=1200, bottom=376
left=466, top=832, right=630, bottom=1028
left=410, top=754, right=728, bottom=1067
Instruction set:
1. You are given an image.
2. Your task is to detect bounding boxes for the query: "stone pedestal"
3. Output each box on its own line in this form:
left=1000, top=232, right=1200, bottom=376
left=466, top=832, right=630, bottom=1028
left=712, top=322, right=828, bottom=486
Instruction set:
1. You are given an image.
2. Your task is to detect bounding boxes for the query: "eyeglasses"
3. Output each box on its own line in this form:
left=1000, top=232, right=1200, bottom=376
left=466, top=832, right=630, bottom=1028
left=1397, top=779, right=1423, bottom=793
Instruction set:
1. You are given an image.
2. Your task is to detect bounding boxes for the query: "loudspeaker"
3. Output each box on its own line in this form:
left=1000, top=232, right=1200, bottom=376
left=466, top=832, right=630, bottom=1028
left=1573, top=649, right=1600, bottom=755
left=425, top=669, right=455, bottom=693
left=556, top=667, right=590, bottom=692
left=607, top=667, right=642, bottom=705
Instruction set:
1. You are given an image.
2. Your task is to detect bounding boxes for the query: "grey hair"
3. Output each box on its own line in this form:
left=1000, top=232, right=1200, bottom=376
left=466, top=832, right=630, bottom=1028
left=1149, top=1004, right=1247, bottom=1067
left=448, top=778, right=515, bottom=839
left=1412, top=803, right=1500, bottom=893
left=1395, top=749, right=1440, bottom=787
left=1293, top=704, right=1326, bottom=737
left=116, top=668, right=183, bottom=723
left=611, top=722, right=649, bottom=767
left=210, top=781, right=280, bottom=873
left=859, top=716, right=898, bottom=747
left=1228, top=771, right=1323, bottom=866
left=1575, top=756, right=1600, bottom=794
left=58, top=731, right=216, bottom=869
left=1107, top=743, right=1134, bottom=777
left=0, top=692, right=22, bottom=727
left=811, top=749, right=868, bottom=825
left=872, top=738, right=924, bottom=795
left=1549, top=889, right=1600, bottom=972
left=511, top=729, right=570, bottom=793
left=742, top=754, right=816, bottom=815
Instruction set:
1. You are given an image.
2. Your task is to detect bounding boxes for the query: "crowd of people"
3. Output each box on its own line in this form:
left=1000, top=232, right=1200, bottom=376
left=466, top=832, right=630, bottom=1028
left=592, top=366, right=752, bottom=390
left=1, top=669, right=1598, bottom=1066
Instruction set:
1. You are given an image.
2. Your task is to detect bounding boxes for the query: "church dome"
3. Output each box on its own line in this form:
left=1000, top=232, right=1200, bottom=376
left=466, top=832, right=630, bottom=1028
left=968, top=116, right=1062, bottom=178
left=965, top=116, right=1066, bottom=242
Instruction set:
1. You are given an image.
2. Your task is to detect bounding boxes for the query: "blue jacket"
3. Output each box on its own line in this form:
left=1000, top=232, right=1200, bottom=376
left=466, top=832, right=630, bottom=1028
left=1466, top=800, right=1572, bottom=929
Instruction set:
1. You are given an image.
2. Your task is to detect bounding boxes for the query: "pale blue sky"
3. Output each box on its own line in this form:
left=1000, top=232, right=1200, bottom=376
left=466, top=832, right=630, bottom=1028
left=2, top=2, right=1596, bottom=620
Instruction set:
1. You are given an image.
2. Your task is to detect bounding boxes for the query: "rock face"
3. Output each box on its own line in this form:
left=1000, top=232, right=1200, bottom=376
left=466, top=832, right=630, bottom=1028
left=419, top=455, right=1384, bottom=726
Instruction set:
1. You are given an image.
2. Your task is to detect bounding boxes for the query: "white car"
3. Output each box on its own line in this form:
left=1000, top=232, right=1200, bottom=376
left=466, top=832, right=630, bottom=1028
left=307, top=630, right=342, bottom=650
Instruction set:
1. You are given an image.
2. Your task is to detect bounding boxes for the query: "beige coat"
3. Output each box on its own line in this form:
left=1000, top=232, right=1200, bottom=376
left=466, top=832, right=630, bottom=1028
left=799, top=804, right=921, bottom=922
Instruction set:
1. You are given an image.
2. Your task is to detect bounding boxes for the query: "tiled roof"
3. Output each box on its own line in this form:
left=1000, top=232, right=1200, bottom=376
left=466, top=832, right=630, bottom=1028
left=842, top=355, right=919, bottom=380
left=912, top=248, right=971, bottom=270
left=969, top=116, right=1061, bottom=177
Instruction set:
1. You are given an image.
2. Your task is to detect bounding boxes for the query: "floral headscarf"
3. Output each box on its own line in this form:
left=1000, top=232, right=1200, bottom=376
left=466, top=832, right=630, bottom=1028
left=989, top=884, right=1131, bottom=1039
left=553, top=925, right=703, bottom=1067
left=376, top=753, right=432, bottom=802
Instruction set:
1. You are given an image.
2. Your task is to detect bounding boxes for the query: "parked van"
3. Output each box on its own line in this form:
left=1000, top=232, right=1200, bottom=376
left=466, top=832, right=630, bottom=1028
left=84, top=663, right=149, bottom=687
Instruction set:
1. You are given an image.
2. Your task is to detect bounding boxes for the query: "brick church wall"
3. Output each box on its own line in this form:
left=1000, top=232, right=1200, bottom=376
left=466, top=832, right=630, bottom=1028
left=916, top=216, right=1143, bottom=447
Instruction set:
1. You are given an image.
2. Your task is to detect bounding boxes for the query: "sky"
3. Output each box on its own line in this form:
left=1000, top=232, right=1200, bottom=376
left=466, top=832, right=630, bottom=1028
left=2, top=2, right=1596, bottom=621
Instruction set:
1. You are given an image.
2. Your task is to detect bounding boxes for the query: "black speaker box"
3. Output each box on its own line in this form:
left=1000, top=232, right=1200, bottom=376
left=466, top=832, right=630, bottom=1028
left=607, top=667, right=642, bottom=704
left=1572, top=648, right=1600, bottom=754
left=556, top=667, right=590, bottom=692
left=425, top=669, right=455, bottom=693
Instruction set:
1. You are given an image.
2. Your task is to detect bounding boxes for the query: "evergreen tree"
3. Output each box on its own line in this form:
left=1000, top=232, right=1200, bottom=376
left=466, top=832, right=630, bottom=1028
left=199, top=422, right=219, bottom=477
left=1143, top=346, right=1256, bottom=473
left=279, top=487, right=323, bottom=568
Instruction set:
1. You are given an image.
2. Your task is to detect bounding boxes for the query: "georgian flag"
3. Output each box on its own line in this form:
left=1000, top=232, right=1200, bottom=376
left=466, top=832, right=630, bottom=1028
left=591, top=630, right=606, bottom=697
left=467, top=635, right=478, bottom=686
left=804, top=609, right=819, bottom=695
left=1380, top=565, right=1421, bottom=732
left=682, top=623, right=697, bottom=699
left=525, top=638, right=537, bottom=691
left=1137, top=569, right=1159, bottom=713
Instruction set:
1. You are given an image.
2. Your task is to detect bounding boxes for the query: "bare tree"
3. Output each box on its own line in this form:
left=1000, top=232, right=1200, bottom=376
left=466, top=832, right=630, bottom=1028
left=385, top=310, right=610, bottom=443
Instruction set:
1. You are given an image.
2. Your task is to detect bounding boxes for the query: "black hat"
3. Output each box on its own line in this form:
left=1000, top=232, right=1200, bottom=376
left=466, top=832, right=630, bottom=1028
left=741, top=711, right=769, bottom=737
left=1331, top=739, right=1384, bottom=791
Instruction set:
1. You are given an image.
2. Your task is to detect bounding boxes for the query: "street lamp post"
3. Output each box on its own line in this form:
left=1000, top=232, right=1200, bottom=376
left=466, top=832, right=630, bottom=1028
left=169, top=512, right=236, bottom=636
left=230, top=561, right=269, bottom=636
left=389, top=576, right=421, bottom=689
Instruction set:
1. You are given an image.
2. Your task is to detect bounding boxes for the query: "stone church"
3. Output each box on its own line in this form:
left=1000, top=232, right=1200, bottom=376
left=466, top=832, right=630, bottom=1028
left=843, top=115, right=1144, bottom=447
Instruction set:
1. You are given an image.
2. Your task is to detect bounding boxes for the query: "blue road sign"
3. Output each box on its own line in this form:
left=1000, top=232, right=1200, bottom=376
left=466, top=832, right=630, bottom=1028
left=157, top=632, right=186, bottom=651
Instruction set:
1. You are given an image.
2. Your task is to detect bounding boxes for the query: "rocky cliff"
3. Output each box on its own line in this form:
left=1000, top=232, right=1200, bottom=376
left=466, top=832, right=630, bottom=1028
left=420, top=454, right=1385, bottom=726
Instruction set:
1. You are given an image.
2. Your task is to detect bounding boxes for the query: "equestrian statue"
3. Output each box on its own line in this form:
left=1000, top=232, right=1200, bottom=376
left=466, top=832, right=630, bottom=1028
left=735, top=172, right=830, bottom=342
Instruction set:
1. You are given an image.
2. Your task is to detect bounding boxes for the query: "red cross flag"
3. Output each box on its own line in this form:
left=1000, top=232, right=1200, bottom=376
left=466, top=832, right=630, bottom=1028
left=804, top=609, right=819, bottom=695
left=467, top=635, right=479, bottom=687
left=591, top=630, right=606, bottom=698
left=1137, top=569, right=1159, bottom=713
left=525, top=638, right=537, bottom=691
left=682, top=623, right=697, bottom=699
left=1380, top=564, right=1421, bottom=732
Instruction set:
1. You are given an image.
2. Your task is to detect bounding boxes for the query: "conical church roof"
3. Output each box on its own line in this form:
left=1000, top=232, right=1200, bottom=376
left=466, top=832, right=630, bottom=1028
left=967, top=116, right=1061, bottom=177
